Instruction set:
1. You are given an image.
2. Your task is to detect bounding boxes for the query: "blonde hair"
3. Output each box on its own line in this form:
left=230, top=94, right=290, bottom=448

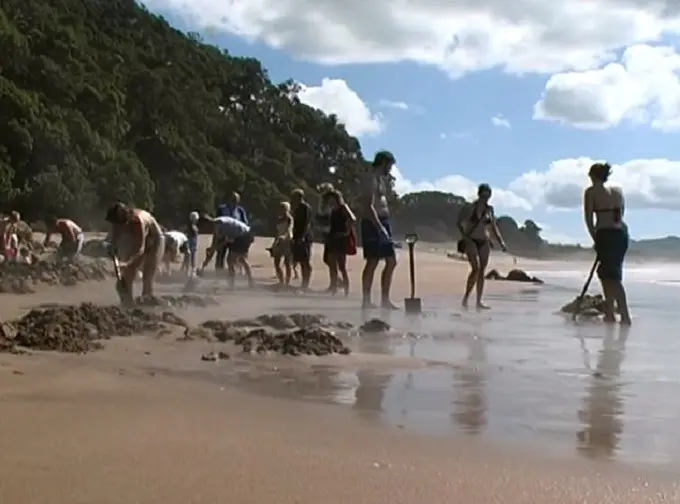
left=316, top=182, right=334, bottom=193
left=280, top=201, right=291, bottom=212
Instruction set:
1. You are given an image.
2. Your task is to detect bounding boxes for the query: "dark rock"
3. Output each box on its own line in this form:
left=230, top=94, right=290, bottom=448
left=485, top=268, right=544, bottom=284
left=359, top=319, right=391, bottom=333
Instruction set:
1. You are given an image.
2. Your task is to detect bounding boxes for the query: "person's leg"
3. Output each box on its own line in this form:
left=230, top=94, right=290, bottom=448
left=300, top=241, right=312, bottom=289
left=283, top=248, right=292, bottom=285
left=327, top=250, right=339, bottom=294
left=238, top=235, right=254, bottom=287
left=274, top=254, right=284, bottom=284
left=360, top=219, right=380, bottom=308
left=462, top=242, right=480, bottom=308
left=611, top=229, right=631, bottom=324
left=141, top=235, right=163, bottom=298
left=475, top=241, right=491, bottom=309
left=379, top=219, right=397, bottom=309
left=337, top=252, right=349, bottom=296
left=215, top=242, right=227, bottom=271
left=595, top=230, right=618, bottom=322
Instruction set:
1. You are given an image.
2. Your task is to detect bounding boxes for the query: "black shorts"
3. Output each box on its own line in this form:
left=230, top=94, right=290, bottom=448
left=229, top=233, right=253, bottom=255
left=292, top=239, right=311, bottom=263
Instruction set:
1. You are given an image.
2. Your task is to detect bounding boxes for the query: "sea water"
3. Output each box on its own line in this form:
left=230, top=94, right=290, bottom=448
left=209, top=262, right=680, bottom=468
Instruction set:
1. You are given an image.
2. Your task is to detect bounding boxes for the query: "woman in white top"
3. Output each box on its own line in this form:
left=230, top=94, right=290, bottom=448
left=583, top=163, right=631, bottom=324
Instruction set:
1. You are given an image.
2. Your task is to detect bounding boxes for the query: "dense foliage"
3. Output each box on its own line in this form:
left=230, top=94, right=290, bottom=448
left=1, top=0, right=572, bottom=255
left=1, top=0, right=379, bottom=230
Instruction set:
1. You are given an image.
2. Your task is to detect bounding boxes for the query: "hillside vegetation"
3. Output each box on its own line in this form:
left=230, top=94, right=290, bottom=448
left=5, top=0, right=668, bottom=258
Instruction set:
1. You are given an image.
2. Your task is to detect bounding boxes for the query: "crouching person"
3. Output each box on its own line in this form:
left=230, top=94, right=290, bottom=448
left=44, top=217, right=84, bottom=261
left=105, top=202, right=164, bottom=303
left=162, top=230, right=188, bottom=275
left=198, top=215, right=253, bottom=288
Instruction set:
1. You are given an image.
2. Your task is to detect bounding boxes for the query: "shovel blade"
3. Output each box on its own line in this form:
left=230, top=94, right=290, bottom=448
left=404, top=297, right=422, bottom=314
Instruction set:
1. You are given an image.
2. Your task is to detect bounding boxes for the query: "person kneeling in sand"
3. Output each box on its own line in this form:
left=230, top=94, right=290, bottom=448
left=161, top=229, right=188, bottom=275
left=44, top=217, right=84, bottom=261
left=198, top=215, right=254, bottom=288
left=105, top=202, right=165, bottom=303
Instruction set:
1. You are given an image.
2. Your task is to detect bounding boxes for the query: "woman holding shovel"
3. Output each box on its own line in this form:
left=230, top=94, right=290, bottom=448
left=583, top=163, right=631, bottom=325
left=105, top=202, right=165, bottom=303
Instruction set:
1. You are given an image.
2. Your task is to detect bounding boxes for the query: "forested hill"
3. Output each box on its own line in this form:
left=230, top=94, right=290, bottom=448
left=0, top=0, right=380, bottom=230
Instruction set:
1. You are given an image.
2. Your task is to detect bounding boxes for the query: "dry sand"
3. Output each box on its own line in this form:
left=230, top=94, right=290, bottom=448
left=0, top=235, right=673, bottom=503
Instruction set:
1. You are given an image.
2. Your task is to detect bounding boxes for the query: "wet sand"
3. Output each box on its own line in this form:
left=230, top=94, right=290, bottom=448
left=0, top=236, right=674, bottom=503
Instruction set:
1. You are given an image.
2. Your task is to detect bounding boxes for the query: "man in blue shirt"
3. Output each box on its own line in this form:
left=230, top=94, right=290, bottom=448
left=215, top=191, right=248, bottom=270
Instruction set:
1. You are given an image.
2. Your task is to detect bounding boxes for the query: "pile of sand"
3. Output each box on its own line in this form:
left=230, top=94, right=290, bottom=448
left=0, top=259, right=110, bottom=293
left=135, top=294, right=219, bottom=309
left=200, top=313, right=353, bottom=356
left=560, top=294, right=606, bottom=317
left=0, top=303, right=165, bottom=353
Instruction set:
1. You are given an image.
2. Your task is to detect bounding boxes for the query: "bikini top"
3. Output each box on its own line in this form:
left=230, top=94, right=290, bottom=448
left=468, top=203, right=492, bottom=225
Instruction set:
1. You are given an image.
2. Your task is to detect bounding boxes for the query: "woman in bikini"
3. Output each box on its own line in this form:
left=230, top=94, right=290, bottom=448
left=325, top=189, right=356, bottom=296
left=583, top=163, right=631, bottom=324
left=456, top=183, right=507, bottom=309
left=270, top=201, right=294, bottom=287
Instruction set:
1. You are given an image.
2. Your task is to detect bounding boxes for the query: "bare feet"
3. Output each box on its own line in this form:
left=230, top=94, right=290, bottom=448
left=461, top=297, right=469, bottom=309
left=475, top=302, right=491, bottom=311
left=361, top=299, right=378, bottom=310
left=381, top=300, right=400, bottom=311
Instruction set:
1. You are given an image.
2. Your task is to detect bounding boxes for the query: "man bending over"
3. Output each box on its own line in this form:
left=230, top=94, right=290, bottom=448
left=105, top=202, right=165, bottom=304
left=198, top=215, right=254, bottom=288
left=44, top=217, right=84, bottom=261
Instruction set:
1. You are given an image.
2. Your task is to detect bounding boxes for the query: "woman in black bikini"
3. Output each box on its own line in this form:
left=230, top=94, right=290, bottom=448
left=456, top=183, right=507, bottom=309
left=583, top=163, right=631, bottom=324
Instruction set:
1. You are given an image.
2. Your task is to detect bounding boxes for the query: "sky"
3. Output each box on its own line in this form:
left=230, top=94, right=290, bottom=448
left=141, top=0, right=680, bottom=244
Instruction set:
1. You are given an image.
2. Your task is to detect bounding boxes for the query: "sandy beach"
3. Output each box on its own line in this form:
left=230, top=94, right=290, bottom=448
left=0, top=236, right=675, bottom=503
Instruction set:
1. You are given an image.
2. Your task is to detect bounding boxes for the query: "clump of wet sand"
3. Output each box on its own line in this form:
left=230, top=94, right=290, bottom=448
left=0, top=259, right=110, bottom=294
left=135, top=294, right=219, bottom=309
left=0, top=303, right=168, bottom=353
left=560, top=294, right=606, bottom=317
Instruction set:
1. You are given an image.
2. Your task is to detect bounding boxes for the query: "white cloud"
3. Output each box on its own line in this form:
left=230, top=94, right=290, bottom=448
left=534, top=44, right=680, bottom=130
left=535, top=223, right=582, bottom=244
left=296, top=78, right=382, bottom=136
left=391, top=166, right=531, bottom=210
left=145, top=0, right=680, bottom=77
left=378, top=99, right=409, bottom=110
left=508, top=157, right=680, bottom=211
left=491, top=114, right=511, bottom=128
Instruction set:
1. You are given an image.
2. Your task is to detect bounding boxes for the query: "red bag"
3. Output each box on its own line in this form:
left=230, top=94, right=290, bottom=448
left=346, top=228, right=357, bottom=256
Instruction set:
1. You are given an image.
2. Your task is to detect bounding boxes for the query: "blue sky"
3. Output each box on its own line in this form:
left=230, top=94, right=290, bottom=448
left=145, top=1, right=680, bottom=244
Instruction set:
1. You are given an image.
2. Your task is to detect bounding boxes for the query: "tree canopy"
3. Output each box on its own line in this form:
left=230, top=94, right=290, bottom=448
left=1, top=0, right=567, bottom=255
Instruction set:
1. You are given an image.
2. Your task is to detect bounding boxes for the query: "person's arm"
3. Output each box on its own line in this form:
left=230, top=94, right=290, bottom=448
left=488, top=206, right=506, bottom=250
left=583, top=187, right=596, bottom=241
left=119, top=218, right=145, bottom=267
left=283, top=216, right=293, bottom=238
left=239, top=207, right=248, bottom=226
left=343, top=204, right=356, bottom=223
left=304, top=204, right=313, bottom=238
left=43, top=228, right=52, bottom=246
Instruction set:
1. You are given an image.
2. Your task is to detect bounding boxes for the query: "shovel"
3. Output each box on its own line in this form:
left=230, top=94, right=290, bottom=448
left=111, top=254, right=131, bottom=305
left=403, top=233, right=422, bottom=314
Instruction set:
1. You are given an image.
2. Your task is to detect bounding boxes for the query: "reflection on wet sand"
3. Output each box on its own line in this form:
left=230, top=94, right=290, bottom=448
left=576, top=325, right=628, bottom=460
left=452, top=334, right=487, bottom=434
left=352, top=335, right=392, bottom=422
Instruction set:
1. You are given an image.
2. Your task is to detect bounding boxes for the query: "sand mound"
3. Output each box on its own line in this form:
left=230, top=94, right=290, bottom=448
left=200, top=313, right=352, bottom=356
left=134, top=294, right=219, bottom=309
left=0, top=259, right=110, bottom=293
left=560, top=294, right=606, bottom=317
left=0, top=303, right=167, bottom=353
